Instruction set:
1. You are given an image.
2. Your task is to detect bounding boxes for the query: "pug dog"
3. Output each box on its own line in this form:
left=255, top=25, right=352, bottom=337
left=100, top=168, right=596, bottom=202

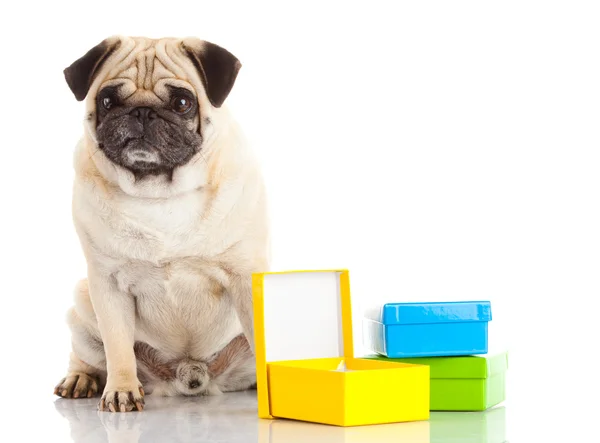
left=54, top=36, right=270, bottom=412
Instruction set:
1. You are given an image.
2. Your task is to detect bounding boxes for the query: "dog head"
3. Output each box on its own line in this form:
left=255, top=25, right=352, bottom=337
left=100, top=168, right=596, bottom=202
left=64, top=36, right=241, bottom=180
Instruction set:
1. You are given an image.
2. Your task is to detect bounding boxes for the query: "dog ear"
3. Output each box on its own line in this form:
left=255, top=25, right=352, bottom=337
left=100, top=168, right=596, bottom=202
left=64, top=37, right=121, bottom=101
left=181, top=39, right=242, bottom=108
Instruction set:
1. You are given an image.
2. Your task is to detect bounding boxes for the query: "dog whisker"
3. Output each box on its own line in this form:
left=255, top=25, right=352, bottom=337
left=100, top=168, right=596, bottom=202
left=88, top=148, right=101, bottom=160
left=190, top=150, right=208, bottom=168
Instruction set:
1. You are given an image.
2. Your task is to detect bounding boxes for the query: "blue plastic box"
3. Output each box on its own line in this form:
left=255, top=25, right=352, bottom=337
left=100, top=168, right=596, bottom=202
left=363, top=301, right=492, bottom=358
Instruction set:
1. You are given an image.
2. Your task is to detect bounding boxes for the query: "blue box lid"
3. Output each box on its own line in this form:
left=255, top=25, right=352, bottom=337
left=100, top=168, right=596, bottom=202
left=373, top=301, right=492, bottom=325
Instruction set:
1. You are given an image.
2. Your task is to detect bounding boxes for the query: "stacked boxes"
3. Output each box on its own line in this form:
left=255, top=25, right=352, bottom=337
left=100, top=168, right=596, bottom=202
left=362, top=301, right=507, bottom=411
left=251, top=269, right=508, bottom=426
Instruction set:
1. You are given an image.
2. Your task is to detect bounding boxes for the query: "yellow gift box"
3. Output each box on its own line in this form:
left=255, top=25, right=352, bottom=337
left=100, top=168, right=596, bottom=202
left=252, top=270, right=430, bottom=427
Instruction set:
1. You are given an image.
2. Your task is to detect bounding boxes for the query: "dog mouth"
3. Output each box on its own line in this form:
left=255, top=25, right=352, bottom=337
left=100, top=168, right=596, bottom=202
left=121, top=139, right=162, bottom=169
left=96, top=126, right=200, bottom=179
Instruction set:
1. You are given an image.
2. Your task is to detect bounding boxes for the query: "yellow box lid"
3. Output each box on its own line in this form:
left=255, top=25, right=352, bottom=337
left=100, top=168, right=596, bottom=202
left=252, top=269, right=354, bottom=419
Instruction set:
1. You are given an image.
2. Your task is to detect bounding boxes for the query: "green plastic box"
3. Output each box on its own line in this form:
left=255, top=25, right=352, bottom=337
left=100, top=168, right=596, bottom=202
left=364, top=352, right=508, bottom=411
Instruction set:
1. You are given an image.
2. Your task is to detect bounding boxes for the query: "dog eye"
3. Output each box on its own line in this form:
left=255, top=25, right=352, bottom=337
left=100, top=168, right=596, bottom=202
left=102, top=97, right=113, bottom=110
left=97, top=85, right=122, bottom=112
left=171, top=96, right=193, bottom=114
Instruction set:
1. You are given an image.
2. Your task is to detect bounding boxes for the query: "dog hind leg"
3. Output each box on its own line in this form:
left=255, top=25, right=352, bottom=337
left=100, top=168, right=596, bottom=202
left=207, top=334, right=256, bottom=395
left=54, top=279, right=107, bottom=399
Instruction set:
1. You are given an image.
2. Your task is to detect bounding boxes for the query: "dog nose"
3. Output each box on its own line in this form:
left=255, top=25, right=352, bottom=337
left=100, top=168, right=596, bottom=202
left=189, top=380, right=201, bottom=389
left=130, top=107, right=157, bottom=122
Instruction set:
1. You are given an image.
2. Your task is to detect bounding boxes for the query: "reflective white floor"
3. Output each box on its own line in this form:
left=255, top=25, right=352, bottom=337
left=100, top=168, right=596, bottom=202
left=51, top=390, right=507, bottom=443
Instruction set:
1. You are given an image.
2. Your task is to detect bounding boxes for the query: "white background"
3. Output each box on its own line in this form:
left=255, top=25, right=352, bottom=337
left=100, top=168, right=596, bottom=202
left=0, top=0, right=599, bottom=441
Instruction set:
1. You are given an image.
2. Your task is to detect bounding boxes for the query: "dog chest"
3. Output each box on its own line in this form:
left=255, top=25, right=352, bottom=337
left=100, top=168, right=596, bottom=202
left=86, top=187, right=225, bottom=261
left=117, top=191, right=208, bottom=240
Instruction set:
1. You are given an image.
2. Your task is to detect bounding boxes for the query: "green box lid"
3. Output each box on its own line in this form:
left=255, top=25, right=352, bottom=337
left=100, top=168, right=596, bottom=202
left=363, top=351, right=508, bottom=379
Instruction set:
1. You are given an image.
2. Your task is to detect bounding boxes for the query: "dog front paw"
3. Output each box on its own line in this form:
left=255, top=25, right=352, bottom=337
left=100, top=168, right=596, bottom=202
left=99, top=382, right=145, bottom=412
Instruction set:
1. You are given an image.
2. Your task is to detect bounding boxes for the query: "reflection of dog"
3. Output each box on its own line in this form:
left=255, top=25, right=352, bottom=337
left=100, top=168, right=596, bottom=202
left=54, top=392, right=258, bottom=443
left=54, top=36, right=269, bottom=412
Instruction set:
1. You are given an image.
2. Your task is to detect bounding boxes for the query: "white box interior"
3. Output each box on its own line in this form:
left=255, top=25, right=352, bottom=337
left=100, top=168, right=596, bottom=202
left=262, top=271, right=344, bottom=362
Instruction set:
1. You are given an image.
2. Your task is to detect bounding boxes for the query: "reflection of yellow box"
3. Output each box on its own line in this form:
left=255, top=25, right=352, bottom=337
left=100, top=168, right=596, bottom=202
left=259, top=416, right=430, bottom=443
left=252, top=270, right=430, bottom=427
